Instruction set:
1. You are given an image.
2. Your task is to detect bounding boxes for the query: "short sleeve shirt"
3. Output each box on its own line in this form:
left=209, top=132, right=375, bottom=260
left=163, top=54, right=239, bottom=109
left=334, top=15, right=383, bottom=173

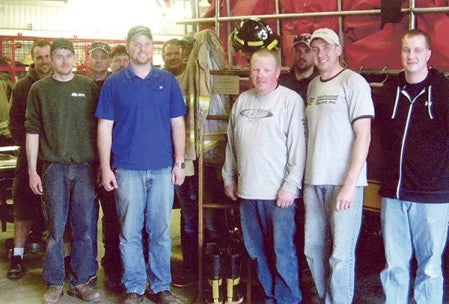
left=305, top=69, right=374, bottom=186
left=95, top=66, right=187, bottom=170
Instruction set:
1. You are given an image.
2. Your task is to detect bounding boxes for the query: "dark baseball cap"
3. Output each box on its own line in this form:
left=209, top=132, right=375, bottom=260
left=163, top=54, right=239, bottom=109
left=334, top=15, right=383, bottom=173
left=127, top=25, right=153, bottom=43
left=50, top=38, right=74, bottom=54
left=111, top=45, right=128, bottom=57
left=89, top=41, right=111, bottom=55
left=293, top=33, right=312, bottom=49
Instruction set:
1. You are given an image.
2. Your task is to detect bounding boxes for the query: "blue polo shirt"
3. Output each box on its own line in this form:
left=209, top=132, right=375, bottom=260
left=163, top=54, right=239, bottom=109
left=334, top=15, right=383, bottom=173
left=95, top=65, right=187, bottom=170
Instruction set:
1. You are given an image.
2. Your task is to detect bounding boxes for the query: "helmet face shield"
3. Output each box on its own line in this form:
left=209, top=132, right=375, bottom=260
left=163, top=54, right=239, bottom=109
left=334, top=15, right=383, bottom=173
left=231, top=18, right=281, bottom=53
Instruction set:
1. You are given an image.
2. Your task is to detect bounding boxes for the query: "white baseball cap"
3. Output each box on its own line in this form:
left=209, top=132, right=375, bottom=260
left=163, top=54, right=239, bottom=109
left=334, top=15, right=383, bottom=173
left=310, top=28, right=340, bottom=46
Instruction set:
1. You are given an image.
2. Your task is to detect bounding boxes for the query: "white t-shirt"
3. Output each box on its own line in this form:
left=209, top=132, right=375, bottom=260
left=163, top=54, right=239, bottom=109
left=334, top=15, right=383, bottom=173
left=305, top=69, right=374, bottom=186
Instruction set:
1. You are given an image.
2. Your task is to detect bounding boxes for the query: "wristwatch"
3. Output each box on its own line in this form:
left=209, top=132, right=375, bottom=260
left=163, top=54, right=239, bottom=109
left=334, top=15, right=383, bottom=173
left=174, top=162, right=185, bottom=169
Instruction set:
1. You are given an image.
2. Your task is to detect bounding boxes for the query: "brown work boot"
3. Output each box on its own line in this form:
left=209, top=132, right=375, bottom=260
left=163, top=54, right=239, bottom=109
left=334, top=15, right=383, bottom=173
left=44, top=286, right=64, bottom=304
left=147, top=290, right=180, bottom=304
left=68, top=283, right=101, bottom=302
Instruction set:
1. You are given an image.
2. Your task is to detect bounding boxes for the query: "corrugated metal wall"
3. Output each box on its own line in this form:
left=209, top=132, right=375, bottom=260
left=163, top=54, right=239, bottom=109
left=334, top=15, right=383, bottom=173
left=1, top=4, right=69, bottom=32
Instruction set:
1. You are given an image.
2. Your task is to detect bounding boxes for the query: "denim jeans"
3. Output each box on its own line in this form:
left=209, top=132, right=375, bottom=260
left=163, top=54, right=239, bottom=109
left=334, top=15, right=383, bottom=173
left=303, top=185, right=363, bottom=304
left=115, top=167, right=174, bottom=295
left=239, top=199, right=302, bottom=304
left=41, top=162, right=97, bottom=287
left=380, top=198, right=449, bottom=304
left=90, top=196, right=99, bottom=277
left=174, top=175, right=198, bottom=273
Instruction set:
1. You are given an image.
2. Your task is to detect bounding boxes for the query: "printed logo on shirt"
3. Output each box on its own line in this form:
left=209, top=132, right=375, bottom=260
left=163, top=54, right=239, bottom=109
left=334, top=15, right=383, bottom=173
left=71, top=92, right=86, bottom=97
left=307, top=95, right=338, bottom=107
left=240, top=109, right=273, bottom=119
left=317, top=95, right=338, bottom=105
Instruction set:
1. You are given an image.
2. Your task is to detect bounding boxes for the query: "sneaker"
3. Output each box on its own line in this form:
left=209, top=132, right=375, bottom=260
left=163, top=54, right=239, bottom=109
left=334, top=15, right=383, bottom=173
left=6, top=255, right=24, bottom=280
left=147, top=290, right=180, bottom=304
left=44, top=286, right=64, bottom=304
left=171, top=272, right=197, bottom=288
left=124, top=292, right=144, bottom=304
left=68, top=284, right=101, bottom=302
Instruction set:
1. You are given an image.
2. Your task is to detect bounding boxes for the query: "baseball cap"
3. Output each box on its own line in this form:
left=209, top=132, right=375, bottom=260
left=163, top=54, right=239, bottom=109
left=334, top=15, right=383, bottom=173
left=89, top=41, right=111, bottom=55
left=293, top=33, right=312, bottom=49
left=310, top=28, right=340, bottom=46
left=50, top=38, right=74, bottom=54
left=127, top=25, right=153, bottom=43
left=111, top=45, right=128, bottom=57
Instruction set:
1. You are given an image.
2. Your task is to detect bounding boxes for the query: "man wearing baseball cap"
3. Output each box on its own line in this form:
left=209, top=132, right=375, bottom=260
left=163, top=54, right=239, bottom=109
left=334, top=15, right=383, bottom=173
left=26, top=38, right=101, bottom=303
left=96, top=25, right=186, bottom=304
left=87, top=40, right=126, bottom=292
left=110, top=45, right=129, bottom=73
left=88, top=42, right=111, bottom=87
left=303, top=28, right=374, bottom=303
left=49, top=38, right=75, bottom=54
left=279, top=33, right=318, bottom=101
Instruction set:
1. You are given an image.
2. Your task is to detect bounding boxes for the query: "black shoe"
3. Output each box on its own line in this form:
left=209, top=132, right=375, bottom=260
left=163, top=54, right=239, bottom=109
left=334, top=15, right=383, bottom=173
left=147, top=290, right=180, bottom=304
left=7, top=255, right=24, bottom=280
left=105, top=277, right=125, bottom=293
left=64, top=255, right=71, bottom=279
left=124, top=292, right=144, bottom=304
left=171, top=271, right=197, bottom=288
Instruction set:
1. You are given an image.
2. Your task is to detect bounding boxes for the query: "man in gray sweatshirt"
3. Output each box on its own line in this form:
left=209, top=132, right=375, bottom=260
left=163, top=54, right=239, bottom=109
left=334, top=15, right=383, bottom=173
left=222, top=48, right=306, bottom=304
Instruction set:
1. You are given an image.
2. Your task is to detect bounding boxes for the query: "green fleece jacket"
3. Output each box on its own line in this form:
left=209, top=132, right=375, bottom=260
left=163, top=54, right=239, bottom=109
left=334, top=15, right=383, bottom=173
left=25, top=74, right=99, bottom=163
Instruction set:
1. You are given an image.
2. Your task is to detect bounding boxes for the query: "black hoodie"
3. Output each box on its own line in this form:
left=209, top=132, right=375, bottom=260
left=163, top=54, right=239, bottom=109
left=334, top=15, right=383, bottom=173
left=9, top=64, right=40, bottom=147
left=376, top=68, right=449, bottom=203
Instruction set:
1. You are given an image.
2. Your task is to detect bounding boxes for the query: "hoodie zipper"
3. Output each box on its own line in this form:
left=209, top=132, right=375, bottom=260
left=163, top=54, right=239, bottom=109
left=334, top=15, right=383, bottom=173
left=394, top=87, right=426, bottom=199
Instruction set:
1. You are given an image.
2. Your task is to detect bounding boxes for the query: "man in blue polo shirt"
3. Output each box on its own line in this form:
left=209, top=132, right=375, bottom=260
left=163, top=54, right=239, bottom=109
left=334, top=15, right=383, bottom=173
left=95, top=25, right=186, bottom=304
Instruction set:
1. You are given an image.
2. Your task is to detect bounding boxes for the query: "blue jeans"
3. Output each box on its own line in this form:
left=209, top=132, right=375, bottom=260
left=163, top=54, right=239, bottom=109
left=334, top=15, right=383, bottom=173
left=303, top=185, right=363, bottom=304
left=239, top=199, right=302, bottom=304
left=41, top=163, right=97, bottom=287
left=175, top=175, right=198, bottom=273
left=115, top=167, right=174, bottom=295
left=90, top=196, right=99, bottom=277
left=380, top=198, right=449, bottom=304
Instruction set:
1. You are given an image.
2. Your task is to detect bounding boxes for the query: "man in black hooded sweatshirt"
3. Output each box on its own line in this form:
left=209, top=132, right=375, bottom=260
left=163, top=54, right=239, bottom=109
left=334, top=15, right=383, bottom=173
left=377, top=29, right=449, bottom=304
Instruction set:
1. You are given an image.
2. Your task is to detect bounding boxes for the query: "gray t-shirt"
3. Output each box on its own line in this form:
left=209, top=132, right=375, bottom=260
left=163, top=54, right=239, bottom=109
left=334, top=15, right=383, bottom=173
left=222, top=85, right=306, bottom=200
left=305, top=69, right=374, bottom=186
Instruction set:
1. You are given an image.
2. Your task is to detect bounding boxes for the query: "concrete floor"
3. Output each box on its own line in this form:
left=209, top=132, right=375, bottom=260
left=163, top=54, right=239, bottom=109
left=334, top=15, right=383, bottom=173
left=1, top=209, right=448, bottom=304
left=0, top=210, right=196, bottom=304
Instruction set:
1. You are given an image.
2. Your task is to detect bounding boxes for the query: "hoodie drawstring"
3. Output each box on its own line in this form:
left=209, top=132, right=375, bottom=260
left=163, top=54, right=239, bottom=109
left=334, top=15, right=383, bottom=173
left=425, top=85, right=434, bottom=119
